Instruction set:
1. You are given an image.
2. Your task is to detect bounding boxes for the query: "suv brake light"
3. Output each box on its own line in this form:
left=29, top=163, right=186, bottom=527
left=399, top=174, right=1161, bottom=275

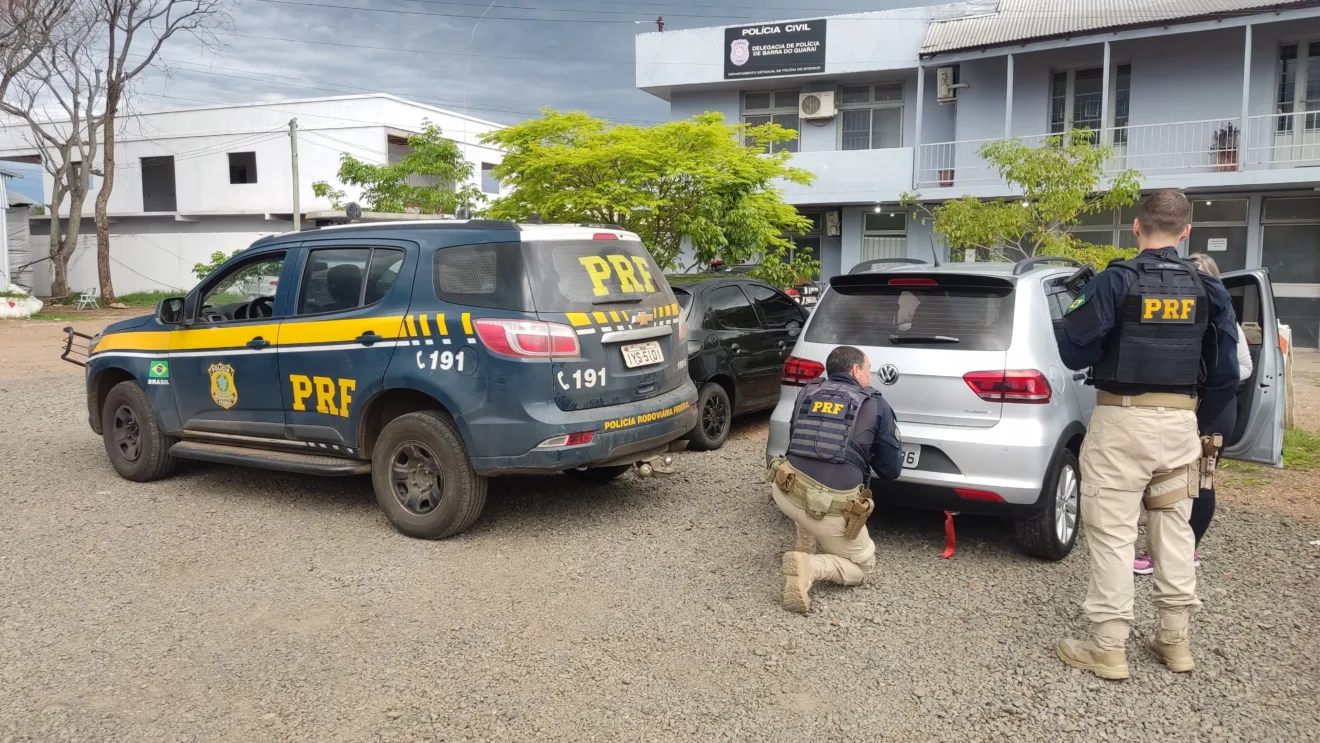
left=889, top=278, right=937, bottom=286
left=783, top=356, right=825, bottom=387
left=474, top=319, right=580, bottom=359
left=963, top=369, right=1051, bottom=404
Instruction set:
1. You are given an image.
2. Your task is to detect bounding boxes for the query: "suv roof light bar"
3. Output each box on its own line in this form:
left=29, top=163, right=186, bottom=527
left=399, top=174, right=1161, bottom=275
left=1012, top=256, right=1084, bottom=276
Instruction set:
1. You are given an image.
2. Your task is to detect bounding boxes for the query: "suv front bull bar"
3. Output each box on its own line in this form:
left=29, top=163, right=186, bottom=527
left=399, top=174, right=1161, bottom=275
left=61, top=326, right=93, bottom=367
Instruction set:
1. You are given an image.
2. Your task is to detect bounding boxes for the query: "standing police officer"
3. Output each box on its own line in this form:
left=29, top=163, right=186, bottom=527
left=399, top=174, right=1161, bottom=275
left=1056, top=189, right=1239, bottom=679
left=769, top=346, right=903, bottom=613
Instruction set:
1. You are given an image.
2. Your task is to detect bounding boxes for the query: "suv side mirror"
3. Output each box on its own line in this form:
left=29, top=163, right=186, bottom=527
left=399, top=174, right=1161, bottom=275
left=156, top=297, right=186, bottom=325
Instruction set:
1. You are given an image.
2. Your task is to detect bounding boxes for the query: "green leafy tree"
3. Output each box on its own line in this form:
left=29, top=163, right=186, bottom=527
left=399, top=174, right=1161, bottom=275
left=311, top=120, right=484, bottom=215
left=902, top=129, right=1142, bottom=269
left=480, top=109, right=817, bottom=286
left=192, top=249, right=239, bottom=280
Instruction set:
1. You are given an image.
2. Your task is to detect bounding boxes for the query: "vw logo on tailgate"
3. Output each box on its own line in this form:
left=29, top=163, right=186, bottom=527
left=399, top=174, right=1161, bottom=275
left=877, top=364, right=900, bottom=386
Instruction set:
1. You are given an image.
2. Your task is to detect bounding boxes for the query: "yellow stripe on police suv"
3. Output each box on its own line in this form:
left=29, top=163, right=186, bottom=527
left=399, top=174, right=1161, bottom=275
left=417, top=314, right=431, bottom=336
left=461, top=312, right=474, bottom=335
left=435, top=313, right=448, bottom=336
left=277, top=316, right=406, bottom=346
left=92, top=330, right=173, bottom=354
left=566, top=312, right=591, bottom=327
left=592, top=311, right=608, bottom=324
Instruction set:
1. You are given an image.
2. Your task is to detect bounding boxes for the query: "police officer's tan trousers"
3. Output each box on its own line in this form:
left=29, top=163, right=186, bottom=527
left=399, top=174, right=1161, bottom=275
left=1079, top=403, right=1203, bottom=628
left=771, top=485, right=876, bottom=585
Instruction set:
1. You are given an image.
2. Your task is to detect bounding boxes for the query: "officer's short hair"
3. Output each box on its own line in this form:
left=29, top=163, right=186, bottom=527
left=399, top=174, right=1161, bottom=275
left=826, top=346, right=867, bottom=376
left=1136, top=189, right=1192, bottom=237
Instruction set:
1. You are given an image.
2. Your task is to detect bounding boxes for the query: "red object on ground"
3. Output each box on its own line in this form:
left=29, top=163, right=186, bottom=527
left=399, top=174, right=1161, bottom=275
left=941, top=511, right=956, bottom=559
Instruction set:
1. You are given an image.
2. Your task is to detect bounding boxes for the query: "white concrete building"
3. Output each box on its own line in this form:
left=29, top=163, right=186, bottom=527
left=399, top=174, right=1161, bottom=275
left=636, top=0, right=1320, bottom=346
left=0, top=94, right=508, bottom=296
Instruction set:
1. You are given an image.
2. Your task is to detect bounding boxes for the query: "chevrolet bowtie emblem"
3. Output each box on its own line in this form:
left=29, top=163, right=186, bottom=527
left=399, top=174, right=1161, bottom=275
left=634, top=310, right=654, bottom=326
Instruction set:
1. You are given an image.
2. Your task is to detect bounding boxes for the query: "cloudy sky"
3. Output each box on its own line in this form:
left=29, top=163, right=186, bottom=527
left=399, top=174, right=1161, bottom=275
left=133, top=0, right=946, bottom=126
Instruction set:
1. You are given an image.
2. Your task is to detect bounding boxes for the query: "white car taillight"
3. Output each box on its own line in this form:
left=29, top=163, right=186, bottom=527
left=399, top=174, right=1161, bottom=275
left=474, top=319, right=581, bottom=359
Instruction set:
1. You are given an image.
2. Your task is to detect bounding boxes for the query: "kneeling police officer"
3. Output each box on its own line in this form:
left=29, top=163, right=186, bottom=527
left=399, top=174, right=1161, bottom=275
left=769, top=346, right=902, bottom=613
left=1056, top=189, right=1239, bottom=679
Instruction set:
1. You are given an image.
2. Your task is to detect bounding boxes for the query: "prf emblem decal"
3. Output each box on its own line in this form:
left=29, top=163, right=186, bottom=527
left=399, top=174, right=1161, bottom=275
left=208, top=363, right=238, bottom=409
left=1140, top=296, right=1196, bottom=324
left=633, top=310, right=654, bottom=327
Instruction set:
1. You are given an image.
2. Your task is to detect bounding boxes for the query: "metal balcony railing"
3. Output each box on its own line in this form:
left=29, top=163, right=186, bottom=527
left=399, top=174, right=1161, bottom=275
left=915, top=118, right=1251, bottom=189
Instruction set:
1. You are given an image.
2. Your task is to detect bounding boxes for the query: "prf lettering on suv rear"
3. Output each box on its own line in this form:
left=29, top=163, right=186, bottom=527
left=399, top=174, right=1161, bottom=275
left=578, top=255, right=659, bottom=296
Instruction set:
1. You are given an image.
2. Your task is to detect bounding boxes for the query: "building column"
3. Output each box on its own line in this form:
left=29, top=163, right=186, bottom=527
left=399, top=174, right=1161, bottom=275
left=1100, top=41, right=1111, bottom=145
left=1241, top=24, right=1253, bottom=171
left=1004, top=54, right=1014, bottom=140
left=913, top=65, right=925, bottom=189
left=1246, top=193, right=1263, bottom=270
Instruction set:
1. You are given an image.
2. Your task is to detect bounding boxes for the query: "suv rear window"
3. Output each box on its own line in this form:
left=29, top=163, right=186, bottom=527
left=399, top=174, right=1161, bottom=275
left=806, top=279, right=1015, bottom=351
left=523, top=239, right=673, bottom=312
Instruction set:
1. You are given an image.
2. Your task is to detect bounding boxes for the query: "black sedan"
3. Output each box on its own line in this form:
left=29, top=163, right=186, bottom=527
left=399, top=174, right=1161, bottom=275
left=667, top=275, right=807, bottom=450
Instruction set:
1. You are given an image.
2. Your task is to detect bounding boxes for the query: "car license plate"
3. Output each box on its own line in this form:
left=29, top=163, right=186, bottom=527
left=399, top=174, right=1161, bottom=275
left=901, top=444, right=921, bottom=469
left=621, top=342, right=664, bottom=368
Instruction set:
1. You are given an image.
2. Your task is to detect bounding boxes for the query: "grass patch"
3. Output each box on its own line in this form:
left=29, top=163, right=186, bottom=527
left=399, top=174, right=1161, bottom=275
left=1283, top=427, right=1320, bottom=470
left=26, top=312, right=81, bottom=322
left=1219, top=459, right=1260, bottom=473
left=116, top=290, right=179, bottom=307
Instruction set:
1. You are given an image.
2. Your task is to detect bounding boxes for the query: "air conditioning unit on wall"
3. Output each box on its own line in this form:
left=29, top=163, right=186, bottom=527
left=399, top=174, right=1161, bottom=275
left=825, top=210, right=841, bottom=236
left=937, top=65, right=968, bottom=104
left=799, top=91, right=836, bottom=120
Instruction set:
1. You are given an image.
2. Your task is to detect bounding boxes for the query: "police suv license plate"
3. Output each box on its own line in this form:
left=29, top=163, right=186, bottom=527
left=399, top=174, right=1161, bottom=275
left=901, top=444, right=921, bottom=469
left=621, top=341, right=664, bottom=368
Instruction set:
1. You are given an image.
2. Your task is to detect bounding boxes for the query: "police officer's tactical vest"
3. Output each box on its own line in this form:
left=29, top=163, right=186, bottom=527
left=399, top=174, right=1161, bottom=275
left=787, top=379, right=878, bottom=472
left=1092, top=251, right=1209, bottom=390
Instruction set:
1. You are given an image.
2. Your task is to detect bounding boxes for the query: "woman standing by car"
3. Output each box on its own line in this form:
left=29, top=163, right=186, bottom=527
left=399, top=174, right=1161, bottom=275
left=1134, top=252, right=1252, bottom=574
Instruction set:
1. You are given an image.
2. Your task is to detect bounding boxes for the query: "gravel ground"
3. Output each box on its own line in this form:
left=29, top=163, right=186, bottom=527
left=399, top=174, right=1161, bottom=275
left=2, top=345, right=1319, bottom=741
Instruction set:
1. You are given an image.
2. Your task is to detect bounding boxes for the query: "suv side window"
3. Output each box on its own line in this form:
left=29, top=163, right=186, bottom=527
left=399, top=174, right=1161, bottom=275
left=705, top=285, right=761, bottom=330
left=1045, top=279, right=1079, bottom=330
left=433, top=242, right=532, bottom=310
left=297, top=247, right=404, bottom=315
left=747, top=284, right=802, bottom=329
left=199, top=251, right=285, bottom=323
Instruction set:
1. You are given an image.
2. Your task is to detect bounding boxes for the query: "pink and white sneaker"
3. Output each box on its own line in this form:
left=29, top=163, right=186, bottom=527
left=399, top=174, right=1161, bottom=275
left=1133, top=553, right=1155, bottom=575
left=1133, top=551, right=1200, bottom=574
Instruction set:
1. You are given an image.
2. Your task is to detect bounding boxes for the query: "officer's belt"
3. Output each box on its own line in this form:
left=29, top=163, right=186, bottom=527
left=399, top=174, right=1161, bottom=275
left=770, top=461, right=860, bottom=516
left=1096, top=391, right=1197, bottom=410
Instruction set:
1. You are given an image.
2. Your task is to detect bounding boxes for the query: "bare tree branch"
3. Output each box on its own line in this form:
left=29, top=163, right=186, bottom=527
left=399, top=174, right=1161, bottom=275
left=92, top=0, right=232, bottom=302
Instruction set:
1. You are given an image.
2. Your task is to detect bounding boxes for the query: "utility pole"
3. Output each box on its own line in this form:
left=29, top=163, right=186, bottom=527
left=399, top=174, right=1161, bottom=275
left=289, top=118, right=301, bottom=232
left=657, top=16, right=664, bottom=32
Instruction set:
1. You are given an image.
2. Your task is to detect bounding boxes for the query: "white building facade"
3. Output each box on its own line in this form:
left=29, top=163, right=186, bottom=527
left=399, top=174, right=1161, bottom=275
left=637, top=0, right=1320, bottom=346
left=0, top=94, right=508, bottom=296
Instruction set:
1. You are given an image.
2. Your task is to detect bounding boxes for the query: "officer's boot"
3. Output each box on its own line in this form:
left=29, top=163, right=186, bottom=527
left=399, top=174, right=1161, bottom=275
left=793, top=525, right=817, bottom=554
left=1146, top=609, right=1195, bottom=673
left=1056, top=620, right=1130, bottom=680
left=781, top=551, right=816, bottom=614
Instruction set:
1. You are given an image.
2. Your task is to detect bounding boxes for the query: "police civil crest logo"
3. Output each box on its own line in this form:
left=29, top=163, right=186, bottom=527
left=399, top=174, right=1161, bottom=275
left=730, top=38, right=750, bottom=66
left=208, top=363, right=238, bottom=409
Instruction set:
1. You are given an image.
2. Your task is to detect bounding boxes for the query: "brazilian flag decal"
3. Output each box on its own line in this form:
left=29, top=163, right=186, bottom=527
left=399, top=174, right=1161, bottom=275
left=1066, top=295, right=1087, bottom=314
left=148, top=360, right=169, bottom=378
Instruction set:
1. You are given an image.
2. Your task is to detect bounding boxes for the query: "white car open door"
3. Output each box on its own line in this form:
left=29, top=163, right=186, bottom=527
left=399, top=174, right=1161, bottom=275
left=1220, top=269, right=1285, bottom=467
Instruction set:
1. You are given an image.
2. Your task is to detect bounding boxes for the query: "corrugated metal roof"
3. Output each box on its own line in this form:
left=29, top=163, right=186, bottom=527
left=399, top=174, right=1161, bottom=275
left=923, top=0, right=1317, bottom=54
